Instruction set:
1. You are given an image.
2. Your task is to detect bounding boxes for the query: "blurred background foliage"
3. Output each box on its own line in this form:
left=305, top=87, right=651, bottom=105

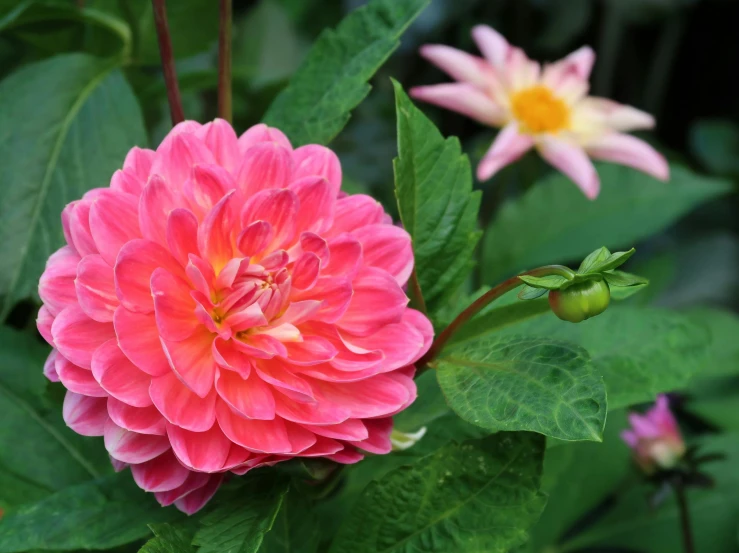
left=1, top=0, right=738, bottom=551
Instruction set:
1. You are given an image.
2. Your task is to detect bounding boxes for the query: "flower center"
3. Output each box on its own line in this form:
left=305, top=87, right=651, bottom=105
left=510, top=85, right=570, bottom=134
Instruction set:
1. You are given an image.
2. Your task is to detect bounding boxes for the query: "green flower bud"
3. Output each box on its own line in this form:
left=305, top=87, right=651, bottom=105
left=548, top=279, right=610, bottom=323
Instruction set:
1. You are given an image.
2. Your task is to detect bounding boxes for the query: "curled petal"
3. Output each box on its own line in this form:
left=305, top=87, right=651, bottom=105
left=150, top=372, right=217, bottom=432
left=410, top=83, right=504, bottom=126
left=161, top=327, right=217, bottom=398
left=39, top=246, right=80, bottom=316
left=166, top=208, right=200, bottom=267
left=55, top=356, right=105, bottom=397
left=89, top=191, right=141, bottom=265
left=173, top=474, right=224, bottom=515
left=151, top=132, right=215, bottom=190
left=215, top=368, right=276, bottom=420
left=352, top=225, right=413, bottom=286
left=51, top=306, right=115, bottom=368
left=167, top=422, right=232, bottom=472
left=216, top=399, right=293, bottom=454
left=152, top=268, right=199, bottom=342
left=327, top=195, right=385, bottom=237
left=337, top=267, right=408, bottom=337
left=37, top=305, right=55, bottom=346
left=91, top=339, right=153, bottom=407
left=123, top=147, right=155, bottom=182
left=114, top=239, right=182, bottom=313
left=291, top=145, right=342, bottom=198
left=75, top=254, right=118, bottom=323
left=107, top=397, right=166, bottom=435
left=236, top=143, right=293, bottom=196
left=43, top=349, right=60, bottom=382
left=539, top=137, right=600, bottom=199
left=131, top=449, right=190, bottom=493
left=183, top=164, right=233, bottom=219
left=238, top=123, right=292, bottom=153
left=63, top=392, right=108, bottom=436
left=585, top=133, right=669, bottom=181
left=195, top=119, right=240, bottom=173
left=477, top=123, right=534, bottom=181
left=240, top=189, right=299, bottom=251
left=114, top=307, right=170, bottom=377
left=471, top=24, right=511, bottom=69
left=104, top=419, right=170, bottom=464
left=419, top=44, right=496, bottom=89
left=139, top=175, right=179, bottom=247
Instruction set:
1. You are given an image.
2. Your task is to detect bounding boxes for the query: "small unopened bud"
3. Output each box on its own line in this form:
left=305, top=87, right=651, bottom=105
left=548, top=279, right=610, bottom=323
left=390, top=427, right=427, bottom=451
left=621, top=395, right=686, bottom=474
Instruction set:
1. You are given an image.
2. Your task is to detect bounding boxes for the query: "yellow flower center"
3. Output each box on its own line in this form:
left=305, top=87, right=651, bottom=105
left=510, top=85, right=570, bottom=134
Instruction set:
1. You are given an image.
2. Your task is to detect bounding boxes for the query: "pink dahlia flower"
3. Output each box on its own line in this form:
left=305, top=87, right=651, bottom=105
left=37, top=119, right=432, bottom=514
left=621, top=395, right=686, bottom=473
left=410, top=25, right=669, bottom=198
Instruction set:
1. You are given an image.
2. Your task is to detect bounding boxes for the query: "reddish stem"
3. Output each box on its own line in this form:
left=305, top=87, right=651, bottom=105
left=417, top=265, right=573, bottom=370
left=218, top=0, right=233, bottom=123
left=152, top=0, right=184, bottom=125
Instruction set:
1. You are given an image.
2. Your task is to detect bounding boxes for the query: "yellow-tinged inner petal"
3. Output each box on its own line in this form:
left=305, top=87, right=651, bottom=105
left=511, top=85, right=570, bottom=134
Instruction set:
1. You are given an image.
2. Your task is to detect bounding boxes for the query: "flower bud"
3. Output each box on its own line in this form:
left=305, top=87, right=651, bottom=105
left=621, top=395, right=686, bottom=474
left=548, top=279, right=610, bottom=323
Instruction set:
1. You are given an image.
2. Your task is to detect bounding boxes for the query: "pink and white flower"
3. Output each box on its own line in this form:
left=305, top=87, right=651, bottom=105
left=621, top=395, right=686, bottom=473
left=37, top=119, right=433, bottom=514
left=411, top=25, right=669, bottom=198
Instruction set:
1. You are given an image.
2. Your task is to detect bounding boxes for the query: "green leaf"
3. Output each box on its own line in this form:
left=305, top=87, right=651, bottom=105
left=689, top=118, right=739, bottom=176
left=496, top=307, right=711, bottom=410
left=328, top=433, right=547, bottom=553
left=436, top=335, right=606, bottom=442
left=260, top=490, right=322, bottom=553
left=685, top=308, right=739, bottom=378
left=518, top=285, right=549, bottom=300
left=558, top=433, right=739, bottom=553
left=392, top=82, right=482, bottom=315
left=518, top=274, right=570, bottom=290
left=0, top=53, right=146, bottom=316
left=482, top=164, right=732, bottom=283
left=0, top=472, right=182, bottom=552
left=602, top=269, right=649, bottom=288
left=263, top=0, right=428, bottom=146
left=577, top=246, right=611, bottom=274
left=581, top=248, right=635, bottom=274
left=0, top=326, right=111, bottom=510
left=193, top=474, right=289, bottom=553
left=139, top=524, right=196, bottom=553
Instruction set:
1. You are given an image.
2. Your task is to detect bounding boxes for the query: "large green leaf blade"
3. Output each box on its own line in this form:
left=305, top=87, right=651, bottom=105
left=262, top=0, right=428, bottom=146
left=260, top=491, right=322, bottom=553
left=482, top=164, right=731, bottom=283
left=0, top=326, right=111, bottom=510
left=0, top=53, right=147, bottom=315
left=437, top=335, right=606, bottom=441
left=495, top=307, right=711, bottom=410
left=392, top=82, right=482, bottom=315
left=0, top=472, right=182, bottom=552
left=329, top=433, right=547, bottom=553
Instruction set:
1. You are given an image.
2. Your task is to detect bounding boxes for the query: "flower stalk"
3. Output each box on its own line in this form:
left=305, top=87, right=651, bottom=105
left=218, top=0, right=233, bottom=123
left=151, top=0, right=184, bottom=125
left=673, top=480, right=696, bottom=553
left=418, top=265, right=574, bottom=369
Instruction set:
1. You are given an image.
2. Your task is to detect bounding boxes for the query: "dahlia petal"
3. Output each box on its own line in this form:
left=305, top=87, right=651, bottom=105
left=104, top=419, right=170, bottom=464
left=151, top=268, right=199, bottom=342
left=240, top=189, right=298, bottom=251
left=65, top=200, right=98, bottom=257
left=89, top=191, right=141, bottom=265
left=351, top=417, right=393, bottom=454
left=43, top=349, right=60, bottom=382
left=236, top=142, right=293, bottom=196
left=216, top=399, right=292, bottom=453
left=352, top=224, right=413, bottom=286
left=37, top=305, right=55, bottom=346
left=471, top=24, right=510, bottom=68
left=271, top=300, right=321, bottom=326
left=477, top=123, right=534, bottom=181
left=292, top=252, right=320, bottom=290
left=173, top=474, right=223, bottom=515
left=215, top=368, right=276, bottom=420
left=327, top=194, right=385, bottom=236
left=151, top=132, right=215, bottom=191
left=284, top=423, right=318, bottom=454
left=337, top=267, right=408, bottom=337
left=167, top=422, right=232, bottom=472
left=385, top=369, right=418, bottom=414
left=91, top=339, right=153, bottom=407
left=110, top=457, right=129, bottom=472
left=63, top=392, right=108, bottom=436
left=542, top=46, right=595, bottom=89
left=237, top=221, right=274, bottom=257
left=290, top=176, right=335, bottom=234
left=261, top=249, right=289, bottom=271
left=114, top=239, right=182, bottom=313
left=183, top=164, right=233, bottom=219
left=75, top=254, right=118, bottom=323
left=195, top=118, right=240, bottom=173
left=150, top=372, right=217, bottom=432
left=323, top=234, right=363, bottom=279
left=131, top=449, right=190, bottom=493
left=122, top=147, right=155, bottom=183
left=161, top=328, right=217, bottom=398
left=56, top=355, right=107, bottom=396
left=585, top=133, right=669, bottom=181
left=51, top=306, right=116, bottom=368
left=302, top=419, right=368, bottom=441
left=327, top=448, right=364, bottom=464
left=273, top=392, right=351, bottom=425
left=39, top=246, right=80, bottom=316
left=312, top=375, right=411, bottom=419
left=225, top=303, right=268, bottom=333
left=291, top=145, right=342, bottom=198
left=284, top=335, right=338, bottom=366
left=410, top=83, right=503, bottom=126
left=139, top=175, right=179, bottom=247
left=111, top=169, right=145, bottom=196
left=238, top=123, right=292, bottom=153
left=107, top=397, right=166, bottom=435
left=166, top=208, right=200, bottom=267
left=255, top=360, right=316, bottom=404
left=419, top=44, right=496, bottom=88
left=291, top=277, right=353, bottom=323
left=114, top=307, right=170, bottom=376
left=234, top=333, right=288, bottom=359
left=539, top=137, right=600, bottom=199
left=154, top=472, right=211, bottom=507
left=186, top=255, right=216, bottom=297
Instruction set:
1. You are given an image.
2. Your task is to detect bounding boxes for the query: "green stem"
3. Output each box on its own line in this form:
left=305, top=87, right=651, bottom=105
left=218, top=0, right=233, bottom=123
left=417, top=265, right=573, bottom=370
left=673, top=481, right=695, bottom=553
left=151, top=0, right=184, bottom=125
left=593, top=1, right=624, bottom=97
left=643, top=12, right=686, bottom=117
